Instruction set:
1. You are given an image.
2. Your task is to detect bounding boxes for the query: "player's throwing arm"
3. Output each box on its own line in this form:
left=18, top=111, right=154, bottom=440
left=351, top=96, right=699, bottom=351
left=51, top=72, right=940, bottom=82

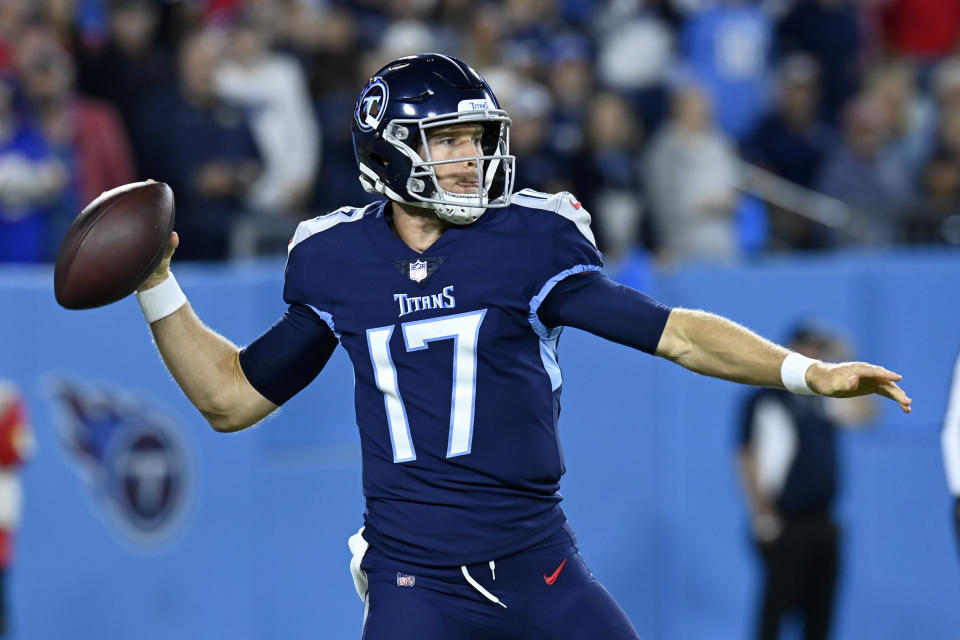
left=135, top=233, right=278, bottom=432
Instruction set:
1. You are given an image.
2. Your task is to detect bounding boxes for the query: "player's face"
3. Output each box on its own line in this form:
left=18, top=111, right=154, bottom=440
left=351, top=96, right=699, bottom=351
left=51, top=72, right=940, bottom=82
left=423, top=124, right=485, bottom=195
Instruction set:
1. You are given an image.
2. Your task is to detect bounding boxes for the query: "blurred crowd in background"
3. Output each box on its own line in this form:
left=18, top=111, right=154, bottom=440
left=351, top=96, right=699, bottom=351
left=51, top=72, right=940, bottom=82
left=0, top=0, right=959, bottom=266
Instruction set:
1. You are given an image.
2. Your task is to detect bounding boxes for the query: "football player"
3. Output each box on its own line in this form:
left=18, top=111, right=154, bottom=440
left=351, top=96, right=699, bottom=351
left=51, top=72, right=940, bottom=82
left=943, top=349, right=960, bottom=557
left=134, top=54, right=911, bottom=639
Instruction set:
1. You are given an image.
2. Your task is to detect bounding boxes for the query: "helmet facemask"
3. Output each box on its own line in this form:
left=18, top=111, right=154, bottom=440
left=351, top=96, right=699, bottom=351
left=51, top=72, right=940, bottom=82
left=383, top=109, right=515, bottom=225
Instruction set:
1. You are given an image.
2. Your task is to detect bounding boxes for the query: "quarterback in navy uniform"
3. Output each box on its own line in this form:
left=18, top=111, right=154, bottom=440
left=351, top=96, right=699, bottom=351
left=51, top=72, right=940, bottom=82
left=134, top=54, right=912, bottom=639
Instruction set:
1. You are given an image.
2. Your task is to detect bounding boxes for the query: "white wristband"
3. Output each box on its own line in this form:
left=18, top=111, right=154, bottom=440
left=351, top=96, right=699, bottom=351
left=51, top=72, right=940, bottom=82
left=136, top=272, right=187, bottom=323
left=781, top=352, right=818, bottom=395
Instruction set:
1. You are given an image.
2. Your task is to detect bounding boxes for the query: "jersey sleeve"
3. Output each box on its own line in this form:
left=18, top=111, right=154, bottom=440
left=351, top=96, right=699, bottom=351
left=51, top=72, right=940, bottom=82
left=240, top=234, right=339, bottom=406
left=525, top=192, right=605, bottom=332
left=536, top=271, right=671, bottom=354
left=239, top=304, right=338, bottom=406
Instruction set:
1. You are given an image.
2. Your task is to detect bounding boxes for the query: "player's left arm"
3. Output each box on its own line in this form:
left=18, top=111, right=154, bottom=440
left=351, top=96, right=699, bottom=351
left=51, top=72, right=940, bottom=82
left=538, top=274, right=909, bottom=411
left=655, top=308, right=912, bottom=412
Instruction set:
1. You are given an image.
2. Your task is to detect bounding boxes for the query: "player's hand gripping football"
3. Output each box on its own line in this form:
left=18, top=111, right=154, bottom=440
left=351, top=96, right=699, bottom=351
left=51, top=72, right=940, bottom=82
left=806, top=361, right=912, bottom=413
left=138, top=232, right=178, bottom=292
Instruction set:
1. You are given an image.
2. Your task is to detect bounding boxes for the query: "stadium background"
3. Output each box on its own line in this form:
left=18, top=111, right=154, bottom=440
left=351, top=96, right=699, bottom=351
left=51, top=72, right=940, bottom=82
left=0, top=0, right=958, bottom=638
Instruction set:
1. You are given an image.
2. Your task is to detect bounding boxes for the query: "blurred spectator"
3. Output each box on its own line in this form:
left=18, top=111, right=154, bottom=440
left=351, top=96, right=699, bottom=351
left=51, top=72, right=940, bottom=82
left=499, top=0, right=563, bottom=74
left=0, top=381, right=34, bottom=637
left=0, top=76, right=65, bottom=263
left=544, top=34, right=593, bottom=156
left=863, top=59, right=934, bottom=174
left=502, top=79, right=573, bottom=194
left=77, top=0, right=174, bottom=177
left=15, top=22, right=135, bottom=242
left=0, top=1, right=28, bottom=72
left=214, top=5, right=319, bottom=213
left=645, top=86, right=742, bottom=264
left=743, top=54, right=833, bottom=250
left=378, top=18, right=439, bottom=62
left=744, top=55, right=830, bottom=189
left=458, top=3, right=507, bottom=71
left=923, top=107, right=960, bottom=196
left=933, top=56, right=960, bottom=115
left=139, top=28, right=261, bottom=261
left=275, top=0, right=350, bottom=66
left=909, top=57, right=960, bottom=244
left=874, top=0, right=960, bottom=64
left=911, top=107, right=960, bottom=243
left=815, top=94, right=914, bottom=243
left=36, top=0, right=87, bottom=48
left=736, top=323, right=873, bottom=640
left=681, top=0, right=774, bottom=141
left=572, top=91, right=650, bottom=260
left=594, top=0, right=674, bottom=131
left=307, top=6, right=373, bottom=213
left=777, top=0, right=862, bottom=124
left=298, top=5, right=362, bottom=97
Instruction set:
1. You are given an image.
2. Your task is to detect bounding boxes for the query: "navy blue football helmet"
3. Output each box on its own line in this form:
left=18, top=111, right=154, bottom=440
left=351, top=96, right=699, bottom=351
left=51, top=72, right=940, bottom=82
left=352, top=53, right=515, bottom=225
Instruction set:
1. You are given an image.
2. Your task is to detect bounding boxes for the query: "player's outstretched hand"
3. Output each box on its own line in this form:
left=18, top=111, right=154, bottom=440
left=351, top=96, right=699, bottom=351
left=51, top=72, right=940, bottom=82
left=138, top=232, right=178, bottom=292
left=807, top=361, right=912, bottom=413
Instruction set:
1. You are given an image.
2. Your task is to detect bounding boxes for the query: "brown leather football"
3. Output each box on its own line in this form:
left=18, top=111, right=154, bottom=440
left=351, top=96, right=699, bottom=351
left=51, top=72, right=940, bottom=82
left=54, top=181, right=175, bottom=309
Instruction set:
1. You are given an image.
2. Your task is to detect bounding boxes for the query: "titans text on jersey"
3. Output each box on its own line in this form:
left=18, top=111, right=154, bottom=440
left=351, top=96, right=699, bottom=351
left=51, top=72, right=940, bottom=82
left=394, top=286, right=456, bottom=317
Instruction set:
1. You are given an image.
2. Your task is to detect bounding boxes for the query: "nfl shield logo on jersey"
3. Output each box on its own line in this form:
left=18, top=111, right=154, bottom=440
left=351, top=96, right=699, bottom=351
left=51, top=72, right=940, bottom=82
left=396, top=573, right=416, bottom=587
left=409, top=259, right=428, bottom=283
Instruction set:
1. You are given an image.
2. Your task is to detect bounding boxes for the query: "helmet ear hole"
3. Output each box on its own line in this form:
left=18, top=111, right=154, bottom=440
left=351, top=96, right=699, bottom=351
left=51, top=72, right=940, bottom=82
left=369, top=153, right=391, bottom=168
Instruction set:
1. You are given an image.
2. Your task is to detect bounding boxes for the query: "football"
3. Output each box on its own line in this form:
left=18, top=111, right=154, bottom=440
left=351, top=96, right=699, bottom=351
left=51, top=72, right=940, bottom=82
left=54, top=181, right=175, bottom=310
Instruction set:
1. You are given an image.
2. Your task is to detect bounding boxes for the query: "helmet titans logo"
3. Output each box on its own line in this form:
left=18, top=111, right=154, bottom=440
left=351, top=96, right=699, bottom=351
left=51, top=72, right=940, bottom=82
left=48, top=379, right=193, bottom=548
left=355, top=77, right=389, bottom=132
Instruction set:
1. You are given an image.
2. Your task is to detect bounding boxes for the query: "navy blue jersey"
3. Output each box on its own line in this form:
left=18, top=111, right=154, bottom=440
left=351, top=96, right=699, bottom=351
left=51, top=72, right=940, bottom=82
left=739, top=389, right=837, bottom=516
left=243, top=190, right=669, bottom=566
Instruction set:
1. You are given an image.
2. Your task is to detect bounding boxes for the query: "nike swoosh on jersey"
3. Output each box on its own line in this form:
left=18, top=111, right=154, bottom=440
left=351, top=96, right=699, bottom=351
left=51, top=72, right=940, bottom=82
left=543, top=557, right=568, bottom=585
left=569, top=199, right=581, bottom=210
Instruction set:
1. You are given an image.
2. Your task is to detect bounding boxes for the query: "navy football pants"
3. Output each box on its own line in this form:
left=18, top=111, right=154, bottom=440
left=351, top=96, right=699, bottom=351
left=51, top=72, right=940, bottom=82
left=356, top=527, right=642, bottom=640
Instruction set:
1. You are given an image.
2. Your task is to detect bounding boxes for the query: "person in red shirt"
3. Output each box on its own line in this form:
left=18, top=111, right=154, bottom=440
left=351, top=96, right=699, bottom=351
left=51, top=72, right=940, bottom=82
left=875, top=0, right=960, bottom=62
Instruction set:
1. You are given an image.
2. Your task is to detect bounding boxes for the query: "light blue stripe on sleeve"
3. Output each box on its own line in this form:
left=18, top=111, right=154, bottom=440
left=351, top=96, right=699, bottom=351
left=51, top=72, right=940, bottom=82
left=306, top=304, right=340, bottom=339
left=527, top=264, right=603, bottom=391
left=527, top=264, right=603, bottom=339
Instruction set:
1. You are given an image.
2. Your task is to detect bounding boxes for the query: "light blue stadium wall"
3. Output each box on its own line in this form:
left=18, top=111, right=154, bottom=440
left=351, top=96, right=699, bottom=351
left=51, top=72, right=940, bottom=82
left=0, top=250, right=957, bottom=640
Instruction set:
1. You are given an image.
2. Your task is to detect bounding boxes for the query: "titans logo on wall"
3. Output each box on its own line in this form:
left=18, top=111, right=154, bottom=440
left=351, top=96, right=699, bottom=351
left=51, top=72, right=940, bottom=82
left=48, top=379, right=193, bottom=548
left=355, top=77, right=389, bottom=131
